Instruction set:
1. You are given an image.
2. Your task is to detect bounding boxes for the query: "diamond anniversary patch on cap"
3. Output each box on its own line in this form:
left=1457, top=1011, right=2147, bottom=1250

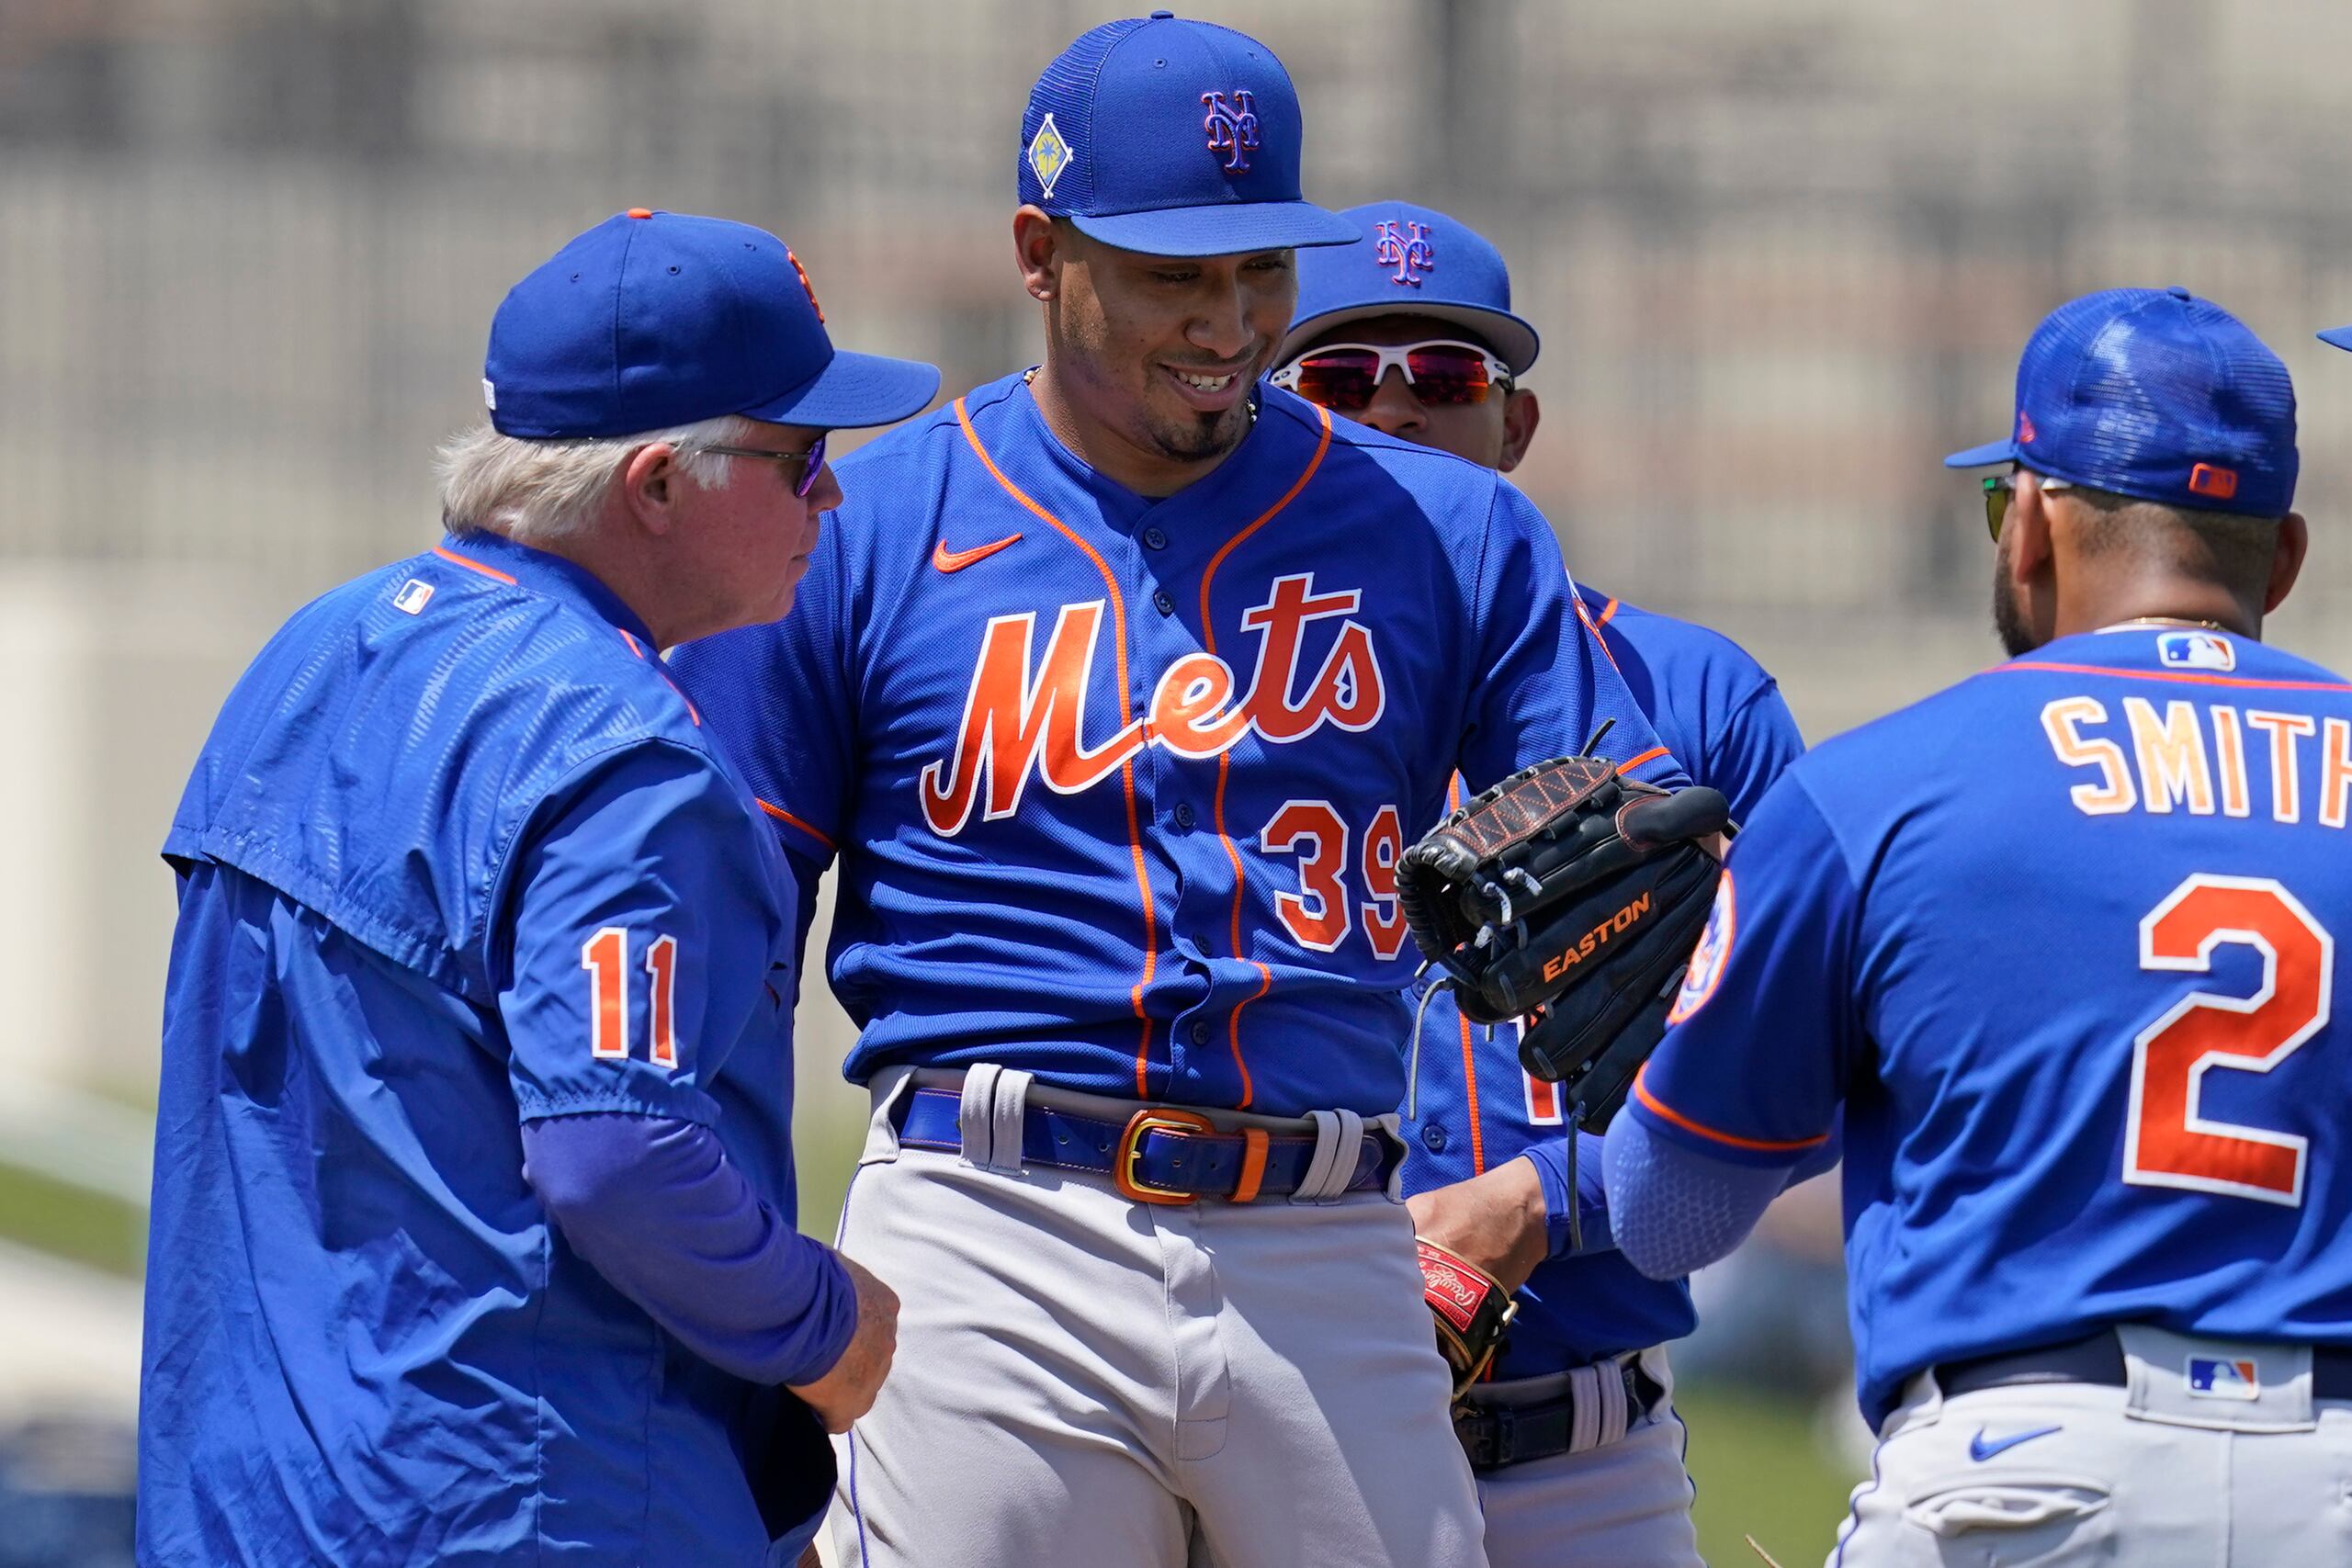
left=1028, top=113, right=1073, bottom=201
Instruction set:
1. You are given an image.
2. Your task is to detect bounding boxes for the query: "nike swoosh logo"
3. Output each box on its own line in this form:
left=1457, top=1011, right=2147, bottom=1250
left=933, top=533, right=1023, bottom=572
left=1969, top=1425, right=2063, bottom=1461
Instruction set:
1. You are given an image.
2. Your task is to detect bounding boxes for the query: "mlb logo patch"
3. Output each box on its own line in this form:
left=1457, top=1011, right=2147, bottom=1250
left=2187, top=1356, right=2260, bottom=1400
left=2157, top=630, right=2234, bottom=671
left=391, top=579, right=435, bottom=615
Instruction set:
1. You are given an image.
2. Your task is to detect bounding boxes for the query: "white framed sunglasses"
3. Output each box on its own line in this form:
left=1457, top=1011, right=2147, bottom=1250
left=1271, top=340, right=1516, bottom=412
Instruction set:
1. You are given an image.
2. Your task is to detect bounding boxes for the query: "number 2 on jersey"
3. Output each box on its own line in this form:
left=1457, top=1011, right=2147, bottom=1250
left=2125, top=875, right=2333, bottom=1206
left=581, top=927, right=681, bottom=1070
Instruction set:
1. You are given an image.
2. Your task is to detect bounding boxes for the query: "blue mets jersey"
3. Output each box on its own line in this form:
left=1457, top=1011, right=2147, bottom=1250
left=671, top=373, right=1682, bottom=1119
left=1402, top=587, right=1804, bottom=1371
left=1627, top=626, right=2352, bottom=1426
left=141, top=532, right=827, bottom=1565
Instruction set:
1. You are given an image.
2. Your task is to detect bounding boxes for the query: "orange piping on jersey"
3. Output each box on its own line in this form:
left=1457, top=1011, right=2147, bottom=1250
left=1199, top=404, right=1333, bottom=1108
left=1990, top=662, right=2352, bottom=695
left=1595, top=596, right=1623, bottom=629
left=758, top=797, right=836, bottom=852
left=1458, top=1012, right=1487, bottom=1175
left=1616, top=745, right=1669, bottom=776
left=659, top=673, right=703, bottom=726
left=432, top=544, right=518, bottom=584
left=956, top=396, right=1160, bottom=1096
left=617, top=628, right=645, bottom=659
left=1576, top=593, right=1624, bottom=675
left=1632, top=1065, right=1829, bottom=1154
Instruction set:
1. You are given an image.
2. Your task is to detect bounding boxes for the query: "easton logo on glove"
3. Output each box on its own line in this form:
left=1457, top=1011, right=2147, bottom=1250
left=1396, top=751, right=1727, bottom=1133
left=1541, top=890, right=1656, bottom=982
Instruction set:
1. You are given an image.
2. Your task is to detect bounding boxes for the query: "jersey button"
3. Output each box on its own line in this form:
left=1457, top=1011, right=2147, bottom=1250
left=1190, top=1020, right=1212, bottom=1045
left=1420, top=1122, right=1449, bottom=1153
left=1153, top=589, right=1175, bottom=616
left=1142, top=525, right=1170, bottom=550
left=1172, top=801, right=1195, bottom=829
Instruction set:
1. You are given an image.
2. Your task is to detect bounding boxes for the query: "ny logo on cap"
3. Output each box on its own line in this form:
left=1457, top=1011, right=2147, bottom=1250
left=1374, top=220, right=1436, bottom=286
left=1201, top=91, right=1260, bottom=173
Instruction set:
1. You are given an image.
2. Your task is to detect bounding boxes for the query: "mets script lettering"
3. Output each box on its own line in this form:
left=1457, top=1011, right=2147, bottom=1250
left=921, top=573, right=1386, bottom=835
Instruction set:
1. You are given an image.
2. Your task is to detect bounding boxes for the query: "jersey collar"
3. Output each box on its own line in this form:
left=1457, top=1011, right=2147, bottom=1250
left=434, top=530, right=659, bottom=649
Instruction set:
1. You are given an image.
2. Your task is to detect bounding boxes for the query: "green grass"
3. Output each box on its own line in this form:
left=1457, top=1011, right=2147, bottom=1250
left=1679, top=1384, right=1862, bottom=1567
left=0, top=1158, right=147, bottom=1279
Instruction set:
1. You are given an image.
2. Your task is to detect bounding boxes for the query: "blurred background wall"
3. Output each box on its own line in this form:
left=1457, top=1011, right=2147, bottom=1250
left=4, top=1, right=2349, bottom=1561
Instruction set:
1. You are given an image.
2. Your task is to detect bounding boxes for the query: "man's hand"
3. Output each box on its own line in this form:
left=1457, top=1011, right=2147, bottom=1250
left=1407, top=1156, right=1549, bottom=1295
left=788, top=1255, right=899, bottom=1434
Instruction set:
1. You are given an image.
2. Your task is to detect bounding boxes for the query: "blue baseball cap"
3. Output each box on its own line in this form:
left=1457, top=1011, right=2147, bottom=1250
left=483, top=209, right=940, bottom=440
left=1277, top=200, right=1541, bottom=373
left=1944, top=286, right=2297, bottom=517
left=1018, top=13, right=1357, bottom=258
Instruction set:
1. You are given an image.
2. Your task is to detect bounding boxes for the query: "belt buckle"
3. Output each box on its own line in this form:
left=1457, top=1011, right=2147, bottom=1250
left=1114, top=1108, right=1218, bottom=1205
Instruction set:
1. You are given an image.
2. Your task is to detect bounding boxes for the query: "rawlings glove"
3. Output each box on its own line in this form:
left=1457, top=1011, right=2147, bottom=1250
left=1415, top=1236, right=1517, bottom=1402
left=1398, top=752, right=1728, bottom=1133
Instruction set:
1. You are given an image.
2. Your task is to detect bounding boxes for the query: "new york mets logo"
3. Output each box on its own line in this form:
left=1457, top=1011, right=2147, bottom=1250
left=1374, top=220, right=1436, bottom=286
left=920, top=572, right=1385, bottom=836
left=1201, top=91, right=1260, bottom=173
left=1667, top=872, right=1736, bottom=1024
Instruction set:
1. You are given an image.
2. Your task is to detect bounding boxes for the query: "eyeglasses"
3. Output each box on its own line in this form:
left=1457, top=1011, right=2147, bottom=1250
left=1270, top=340, right=1515, bottom=412
left=694, top=432, right=829, bottom=499
left=1981, top=469, right=2074, bottom=541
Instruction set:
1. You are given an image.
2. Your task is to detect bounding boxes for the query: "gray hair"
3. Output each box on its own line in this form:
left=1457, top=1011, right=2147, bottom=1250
left=435, top=412, right=753, bottom=547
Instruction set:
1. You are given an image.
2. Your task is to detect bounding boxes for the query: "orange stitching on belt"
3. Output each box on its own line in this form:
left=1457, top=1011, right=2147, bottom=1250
left=1200, top=404, right=1333, bottom=1109
left=1231, top=1127, right=1272, bottom=1203
left=956, top=396, right=1160, bottom=1096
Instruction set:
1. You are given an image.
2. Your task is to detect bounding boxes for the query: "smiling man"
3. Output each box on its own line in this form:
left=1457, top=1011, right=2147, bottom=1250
left=674, top=16, right=1685, bottom=1567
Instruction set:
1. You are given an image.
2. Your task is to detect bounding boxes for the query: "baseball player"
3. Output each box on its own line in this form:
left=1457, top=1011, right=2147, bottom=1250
left=1606, top=287, right=2349, bottom=1566
left=668, top=16, right=1690, bottom=1567
left=1271, top=199, right=1806, bottom=1566
left=138, top=211, right=936, bottom=1565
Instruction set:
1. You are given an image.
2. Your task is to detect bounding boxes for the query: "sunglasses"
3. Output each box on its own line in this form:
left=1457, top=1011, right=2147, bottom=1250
left=695, top=432, right=830, bottom=499
left=1981, top=469, right=2074, bottom=541
left=1270, top=340, right=1515, bottom=412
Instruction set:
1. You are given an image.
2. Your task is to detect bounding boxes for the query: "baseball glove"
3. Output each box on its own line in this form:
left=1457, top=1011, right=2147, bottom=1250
left=1397, top=752, right=1728, bottom=1132
left=1416, top=1236, right=1517, bottom=1401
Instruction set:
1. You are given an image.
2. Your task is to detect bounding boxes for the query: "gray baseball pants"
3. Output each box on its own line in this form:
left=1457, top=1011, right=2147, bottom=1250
left=1471, top=1348, right=1702, bottom=1568
left=1826, top=1325, right=2352, bottom=1566
left=823, top=1066, right=1488, bottom=1568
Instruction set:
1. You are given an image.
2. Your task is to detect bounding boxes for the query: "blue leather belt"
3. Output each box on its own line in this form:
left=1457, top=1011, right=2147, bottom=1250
left=893, top=1086, right=1394, bottom=1204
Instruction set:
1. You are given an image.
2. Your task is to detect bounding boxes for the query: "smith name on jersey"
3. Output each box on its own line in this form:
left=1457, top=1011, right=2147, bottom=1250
left=1628, top=626, right=2352, bottom=1427
left=672, top=373, right=1685, bottom=1121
